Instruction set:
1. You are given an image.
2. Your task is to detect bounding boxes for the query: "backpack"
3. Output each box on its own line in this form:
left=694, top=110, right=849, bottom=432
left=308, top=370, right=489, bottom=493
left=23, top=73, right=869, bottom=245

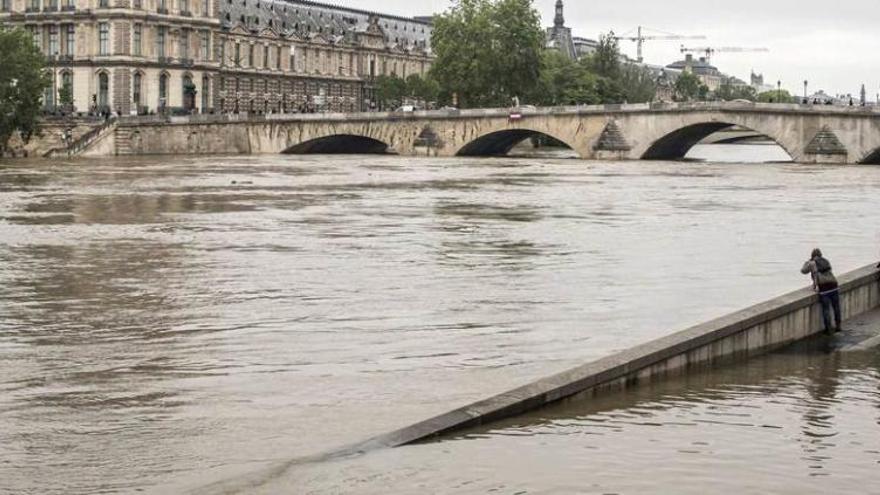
left=814, top=257, right=838, bottom=288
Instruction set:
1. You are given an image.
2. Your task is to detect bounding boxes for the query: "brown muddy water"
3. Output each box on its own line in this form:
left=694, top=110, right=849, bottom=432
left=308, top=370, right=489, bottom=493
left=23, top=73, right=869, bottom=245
left=0, top=144, right=878, bottom=494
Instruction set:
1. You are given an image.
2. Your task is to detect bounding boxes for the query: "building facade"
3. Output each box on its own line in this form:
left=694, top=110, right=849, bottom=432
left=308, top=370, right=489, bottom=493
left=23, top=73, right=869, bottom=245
left=0, top=0, right=433, bottom=114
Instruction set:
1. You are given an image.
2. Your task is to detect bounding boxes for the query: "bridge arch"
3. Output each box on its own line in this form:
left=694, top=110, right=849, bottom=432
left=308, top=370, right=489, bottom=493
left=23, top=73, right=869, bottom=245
left=859, top=147, right=880, bottom=165
left=640, top=121, right=794, bottom=161
left=456, top=128, right=580, bottom=158
left=282, top=134, right=392, bottom=154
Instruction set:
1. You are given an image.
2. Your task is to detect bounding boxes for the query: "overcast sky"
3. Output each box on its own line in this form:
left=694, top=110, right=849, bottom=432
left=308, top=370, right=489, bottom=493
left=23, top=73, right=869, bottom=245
left=343, top=0, right=879, bottom=99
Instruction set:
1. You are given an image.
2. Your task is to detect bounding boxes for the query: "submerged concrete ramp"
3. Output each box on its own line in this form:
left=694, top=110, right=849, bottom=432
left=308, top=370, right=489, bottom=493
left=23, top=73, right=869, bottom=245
left=193, top=264, right=880, bottom=495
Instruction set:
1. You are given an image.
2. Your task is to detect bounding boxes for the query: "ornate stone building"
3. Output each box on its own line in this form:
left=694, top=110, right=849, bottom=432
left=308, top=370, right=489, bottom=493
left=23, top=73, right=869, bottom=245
left=0, top=0, right=220, bottom=114
left=0, top=0, right=433, bottom=114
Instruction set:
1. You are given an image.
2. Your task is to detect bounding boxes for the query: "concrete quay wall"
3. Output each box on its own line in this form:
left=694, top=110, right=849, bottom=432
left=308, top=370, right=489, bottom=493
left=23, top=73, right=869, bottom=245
left=353, top=264, right=880, bottom=450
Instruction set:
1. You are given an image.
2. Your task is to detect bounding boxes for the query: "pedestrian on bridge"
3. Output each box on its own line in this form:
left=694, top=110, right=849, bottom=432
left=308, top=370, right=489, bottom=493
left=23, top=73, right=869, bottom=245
left=801, top=248, right=841, bottom=334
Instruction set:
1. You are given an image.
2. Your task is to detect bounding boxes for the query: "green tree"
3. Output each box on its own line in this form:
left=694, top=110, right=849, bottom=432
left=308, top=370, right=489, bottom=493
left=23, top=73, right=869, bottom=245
left=405, top=73, right=440, bottom=107
left=756, top=89, right=795, bottom=103
left=373, top=75, right=407, bottom=110
left=0, top=24, right=50, bottom=153
left=584, top=33, right=621, bottom=81
left=533, top=50, right=599, bottom=106
left=619, top=63, right=657, bottom=103
left=430, top=0, right=544, bottom=108
left=715, top=77, right=757, bottom=101
left=674, top=71, right=709, bottom=102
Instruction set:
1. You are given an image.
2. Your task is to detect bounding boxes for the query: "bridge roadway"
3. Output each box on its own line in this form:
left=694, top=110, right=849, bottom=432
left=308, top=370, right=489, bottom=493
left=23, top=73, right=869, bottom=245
left=99, top=102, right=880, bottom=164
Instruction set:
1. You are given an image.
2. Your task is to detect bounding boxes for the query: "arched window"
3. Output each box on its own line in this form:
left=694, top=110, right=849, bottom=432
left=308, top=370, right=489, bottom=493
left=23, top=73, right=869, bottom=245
left=182, top=74, right=195, bottom=111
left=201, top=75, right=209, bottom=112
left=158, top=72, right=168, bottom=110
left=97, top=71, right=109, bottom=109
left=59, top=71, right=73, bottom=108
left=132, top=72, right=143, bottom=111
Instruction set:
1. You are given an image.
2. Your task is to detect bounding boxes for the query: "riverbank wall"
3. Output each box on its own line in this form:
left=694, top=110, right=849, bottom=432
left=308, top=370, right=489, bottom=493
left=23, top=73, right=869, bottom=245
left=352, top=264, right=880, bottom=450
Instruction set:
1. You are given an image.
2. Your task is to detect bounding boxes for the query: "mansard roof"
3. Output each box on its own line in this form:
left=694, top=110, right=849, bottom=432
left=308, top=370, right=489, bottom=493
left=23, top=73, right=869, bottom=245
left=220, top=0, right=432, bottom=52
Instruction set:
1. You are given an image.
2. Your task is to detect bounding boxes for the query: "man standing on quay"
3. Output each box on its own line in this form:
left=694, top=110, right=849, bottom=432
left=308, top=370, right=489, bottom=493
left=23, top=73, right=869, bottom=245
left=801, top=248, right=842, bottom=334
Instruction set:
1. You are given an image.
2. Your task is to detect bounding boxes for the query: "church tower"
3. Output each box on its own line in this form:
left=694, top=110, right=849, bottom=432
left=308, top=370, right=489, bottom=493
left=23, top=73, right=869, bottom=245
left=547, top=0, right=576, bottom=59
left=554, top=0, right=565, bottom=28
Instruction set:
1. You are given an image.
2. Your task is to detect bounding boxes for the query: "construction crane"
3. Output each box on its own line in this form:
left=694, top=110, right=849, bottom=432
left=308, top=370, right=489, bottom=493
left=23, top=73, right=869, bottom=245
left=612, top=26, right=706, bottom=64
left=680, top=46, right=770, bottom=64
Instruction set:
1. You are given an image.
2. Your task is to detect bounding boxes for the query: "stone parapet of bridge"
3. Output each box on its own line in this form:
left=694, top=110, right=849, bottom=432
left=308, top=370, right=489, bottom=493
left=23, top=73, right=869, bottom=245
left=104, top=102, right=880, bottom=164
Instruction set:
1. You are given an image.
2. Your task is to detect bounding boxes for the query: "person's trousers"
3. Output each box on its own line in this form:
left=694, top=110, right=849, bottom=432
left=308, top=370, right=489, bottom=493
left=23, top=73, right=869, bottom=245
left=819, top=290, right=842, bottom=332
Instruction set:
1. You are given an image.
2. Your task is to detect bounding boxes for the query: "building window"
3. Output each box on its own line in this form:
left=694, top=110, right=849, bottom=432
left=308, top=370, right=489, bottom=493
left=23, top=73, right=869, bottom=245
left=158, top=0, right=165, bottom=11
left=133, top=72, right=142, bottom=109
left=289, top=46, right=296, bottom=72
left=44, top=85, right=55, bottom=108
left=62, top=0, right=73, bottom=8
left=99, top=0, right=108, bottom=7
left=64, top=25, right=75, bottom=55
left=133, top=0, right=141, bottom=8
left=61, top=71, right=73, bottom=106
left=276, top=46, right=281, bottom=70
left=179, top=29, right=189, bottom=59
left=262, top=44, right=268, bottom=68
left=48, top=26, right=58, bottom=55
left=30, top=0, right=39, bottom=10
left=200, top=30, right=209, bottom=60
left=201, top=75, right=209, bottom=110
left=157, top=26, right=166, bottom=57
left=98, top=23, right=109, bottom=55
left=132, top=23, right=142, bottom=56
left=98, top=72, right=109, bottom=108
left=201, top=0, right=208, bottom=16
left=247, top=44, right=253, bottom=67
left=48, top=0, right=58, bottom=10
left=158, top=73, right=168, bottom=109
left=179, top=0, right=188, bottom=13
left=0, top=0, right=9, bottom=12
left=219, top=40, right=225, bottom=66
left=234, top=43, right=240, bottom=66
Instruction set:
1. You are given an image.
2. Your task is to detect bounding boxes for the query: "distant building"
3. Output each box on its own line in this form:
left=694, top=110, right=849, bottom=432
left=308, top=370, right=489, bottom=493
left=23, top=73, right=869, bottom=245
left=0, top=0, right=434, bottom=114
left=750, top=71, right=775, bottom=94
left=572, top=36, right=599, bottom=58
left=546, top=0, right=576, bottom=59
left=665, top=54, right=723, bottom=91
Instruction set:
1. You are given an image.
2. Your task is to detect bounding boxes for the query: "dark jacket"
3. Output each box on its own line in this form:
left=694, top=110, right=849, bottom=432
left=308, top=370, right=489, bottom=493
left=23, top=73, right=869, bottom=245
left=801, top=256, right=839, bottom=294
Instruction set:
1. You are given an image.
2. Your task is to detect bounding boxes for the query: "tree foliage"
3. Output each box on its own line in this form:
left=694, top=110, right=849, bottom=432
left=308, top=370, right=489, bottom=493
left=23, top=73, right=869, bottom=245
left=715, top=77, right=757, bottom=101
left=533, top=50, right=599, bottom=106
left=533, top=34, right=656, bottom=106
left=373, top=74, right=441, bottom=110
left=0, top=24, right=50, bottom=153
left=429, top=0, right=545, bottom=108
left=674, top=71, right=709, bottom=102
left=756, top=89, right=795, bottom=103
left=373, top=75, right=408, bottom=110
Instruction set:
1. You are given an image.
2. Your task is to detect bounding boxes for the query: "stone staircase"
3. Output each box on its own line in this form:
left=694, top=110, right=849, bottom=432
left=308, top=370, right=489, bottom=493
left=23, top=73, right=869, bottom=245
left=114, top=126, right=136, bottom=156
left=43, top=117, right=118, bottom=158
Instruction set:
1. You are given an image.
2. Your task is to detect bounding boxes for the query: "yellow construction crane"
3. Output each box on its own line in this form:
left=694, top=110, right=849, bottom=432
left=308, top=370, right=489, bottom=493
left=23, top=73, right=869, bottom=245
left=680, top=46, right=770, bottom=64
left=612, top=26, right=706, bottom=63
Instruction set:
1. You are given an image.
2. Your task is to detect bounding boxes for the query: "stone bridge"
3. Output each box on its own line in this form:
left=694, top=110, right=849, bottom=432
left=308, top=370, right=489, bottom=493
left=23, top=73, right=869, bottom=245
left=95, top=102, right=880, bottom=164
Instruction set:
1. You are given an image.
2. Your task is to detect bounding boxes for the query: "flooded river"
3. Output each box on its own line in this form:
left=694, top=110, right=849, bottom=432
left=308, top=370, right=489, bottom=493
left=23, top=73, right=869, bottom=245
left=1, top=145, right=879, bottom=494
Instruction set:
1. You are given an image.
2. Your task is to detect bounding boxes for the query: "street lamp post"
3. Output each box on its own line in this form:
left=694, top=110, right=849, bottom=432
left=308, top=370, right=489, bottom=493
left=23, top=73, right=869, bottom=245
left=804, top=80, right=808, bottom=102
left=777, top=80, right=782, bottom=103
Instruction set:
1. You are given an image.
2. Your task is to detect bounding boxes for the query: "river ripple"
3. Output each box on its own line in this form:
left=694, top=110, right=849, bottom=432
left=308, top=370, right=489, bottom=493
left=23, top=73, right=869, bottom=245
left=0, top=146, right=879, bottom=493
